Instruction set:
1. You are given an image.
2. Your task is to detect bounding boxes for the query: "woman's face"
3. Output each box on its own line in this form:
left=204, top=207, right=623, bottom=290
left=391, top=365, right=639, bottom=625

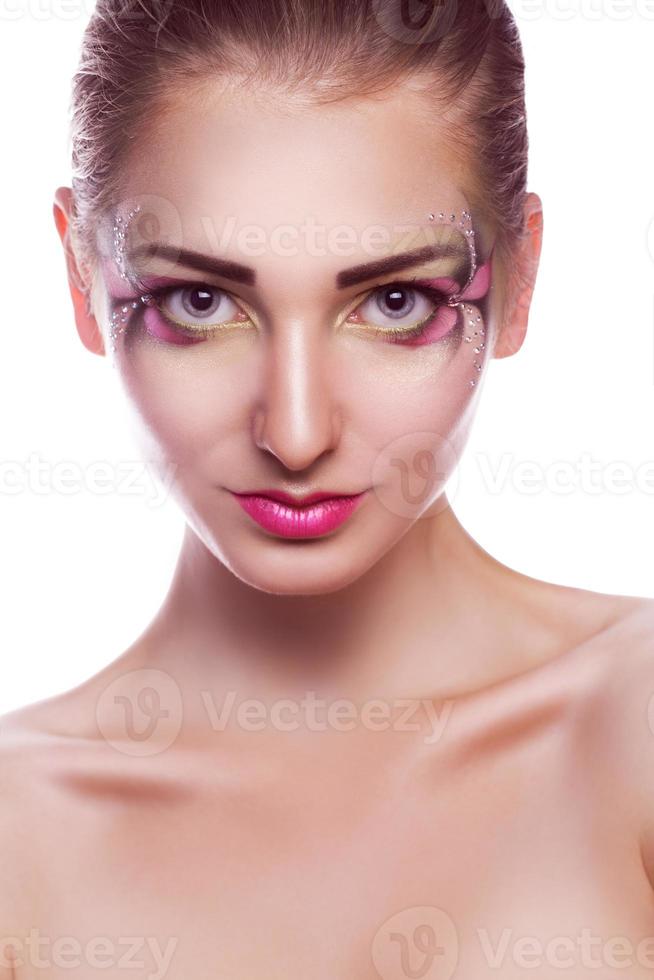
left=91, top=82, right=502, bottom=595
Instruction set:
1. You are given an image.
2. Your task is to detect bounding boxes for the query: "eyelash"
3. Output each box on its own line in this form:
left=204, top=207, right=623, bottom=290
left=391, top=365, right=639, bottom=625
left=126, top=278, right=456, bottom=346
left=360, top=280, right=454, bottom=343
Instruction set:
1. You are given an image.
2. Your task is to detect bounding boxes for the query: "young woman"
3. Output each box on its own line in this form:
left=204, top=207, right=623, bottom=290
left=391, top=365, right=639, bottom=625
left=2, top=1, right=654, bottom=977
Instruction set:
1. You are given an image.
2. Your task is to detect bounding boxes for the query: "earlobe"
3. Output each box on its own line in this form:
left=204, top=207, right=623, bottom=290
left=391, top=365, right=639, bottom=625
left=493, top=193, right=544, bottom=360
left=53, top=186, right=106, bottom=358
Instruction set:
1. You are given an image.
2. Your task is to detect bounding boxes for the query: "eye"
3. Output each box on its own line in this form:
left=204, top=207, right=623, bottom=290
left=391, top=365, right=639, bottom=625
left=157, top=285, right=251, bottom=333
left=346, top=281, right=459, bottom=345
left=135, top=283, right=255, bottom=347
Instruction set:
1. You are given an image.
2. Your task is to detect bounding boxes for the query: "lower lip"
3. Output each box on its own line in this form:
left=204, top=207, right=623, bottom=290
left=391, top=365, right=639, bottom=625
left=232, top=492, right=368, bottom=539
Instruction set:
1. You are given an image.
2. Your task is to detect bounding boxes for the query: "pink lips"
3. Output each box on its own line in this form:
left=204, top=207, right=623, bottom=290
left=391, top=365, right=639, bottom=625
left=232, top=490, right=368, bottom=538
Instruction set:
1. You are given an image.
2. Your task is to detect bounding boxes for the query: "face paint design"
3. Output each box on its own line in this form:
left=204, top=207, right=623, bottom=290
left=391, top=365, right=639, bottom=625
left=109, top=204, right=147, bottom=354
left=423, top=208, right=493, bottom=388
left=105, top=204, right=494, bottom=386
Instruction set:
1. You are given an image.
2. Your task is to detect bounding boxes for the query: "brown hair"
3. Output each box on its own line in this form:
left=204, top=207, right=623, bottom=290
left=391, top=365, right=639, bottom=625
left=69, top=0, right=528, bottom=282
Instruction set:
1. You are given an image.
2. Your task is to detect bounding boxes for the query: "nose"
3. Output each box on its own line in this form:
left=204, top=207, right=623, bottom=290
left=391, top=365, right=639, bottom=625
left=252, top=320, right=342, bottom=472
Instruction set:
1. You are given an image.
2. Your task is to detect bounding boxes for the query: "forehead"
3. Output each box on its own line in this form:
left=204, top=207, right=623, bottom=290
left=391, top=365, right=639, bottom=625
left=111, top=82, right=488, bottom=248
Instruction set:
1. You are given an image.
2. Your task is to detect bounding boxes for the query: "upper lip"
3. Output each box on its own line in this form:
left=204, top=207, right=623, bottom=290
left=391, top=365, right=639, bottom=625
left=232, top=489, right=365, bottom=506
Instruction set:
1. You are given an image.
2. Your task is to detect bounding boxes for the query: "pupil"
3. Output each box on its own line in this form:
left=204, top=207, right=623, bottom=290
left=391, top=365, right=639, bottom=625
left=386, top=288, right=408, bottom=313
left=190, top=288, right=214, bottom=312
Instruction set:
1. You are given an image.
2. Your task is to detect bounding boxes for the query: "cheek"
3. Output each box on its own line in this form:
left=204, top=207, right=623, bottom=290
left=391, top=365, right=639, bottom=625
left=115, top=351, right=252, bottom=473
left=367, top=378, right=474, bottom=465
left=345, top=335, right=477, bottom=439
left=338, top=342, right=482, bottom=514
left=365, top=385, right=474, bottom=519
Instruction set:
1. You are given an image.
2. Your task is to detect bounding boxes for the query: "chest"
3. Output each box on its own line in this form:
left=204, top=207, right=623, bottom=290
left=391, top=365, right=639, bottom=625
left=20, top=737, right=654, bottom=980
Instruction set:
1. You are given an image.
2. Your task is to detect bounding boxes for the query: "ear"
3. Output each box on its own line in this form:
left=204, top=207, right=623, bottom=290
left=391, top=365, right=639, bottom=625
left=53, top=186, right=106, bottom=357
left=493, top=192, right=543, bottom=359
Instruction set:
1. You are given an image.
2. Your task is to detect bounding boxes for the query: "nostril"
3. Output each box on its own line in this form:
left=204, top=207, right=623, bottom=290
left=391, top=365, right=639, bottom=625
left=250, top=398, right=342, bottom=468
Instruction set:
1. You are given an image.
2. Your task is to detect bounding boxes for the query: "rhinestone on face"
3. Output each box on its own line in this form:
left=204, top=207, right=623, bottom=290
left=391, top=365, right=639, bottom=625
left=425, top=207, right=489, bottom=388
left=109, top=292, right=155, bottom=354
left=108, top=205, right=147, bottom=354
left=112, top=204, right=142, bottom=285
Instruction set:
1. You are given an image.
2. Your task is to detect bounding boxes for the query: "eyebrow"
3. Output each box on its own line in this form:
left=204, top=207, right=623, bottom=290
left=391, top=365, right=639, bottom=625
left=127, top=243, right=256, bottom=286
left=126, top=241, right=468, bottom=290
left=336, top=242, right=467, bottom=288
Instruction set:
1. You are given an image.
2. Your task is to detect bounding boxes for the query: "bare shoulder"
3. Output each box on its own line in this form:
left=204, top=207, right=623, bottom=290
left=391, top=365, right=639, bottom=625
left=0, top=647, right=186, bottom=785
left=559, top=592, right=654, bottom=845
left=0, top=653, right=190, bottom=942
left=0, top=679, right=111, bottom=846
left=541, top=579, right=653, bottom=647
left=580, top=590, right=654, bottom=651
left=553, top=589, right=654, bottom=709
left=471, top=584, right=654, bottom=767
left=518, top=577, right=654, bottom=673
left=0, top=648, right=193, bottom=828
left=575, top=590, right=654, bottom=685
left=0, top=696, right=84, bottom=953
left=0, top=631, right=183, bottom=749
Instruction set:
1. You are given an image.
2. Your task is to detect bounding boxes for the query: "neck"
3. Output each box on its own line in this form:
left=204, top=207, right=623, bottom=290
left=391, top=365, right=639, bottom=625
left=137, top=496, right=550, bottom=707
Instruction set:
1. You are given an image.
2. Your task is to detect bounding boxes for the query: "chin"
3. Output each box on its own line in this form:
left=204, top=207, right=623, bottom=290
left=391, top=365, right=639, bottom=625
left=219, top=542, right=373, bottom=596
left=207, top=525, right=402, bottom=597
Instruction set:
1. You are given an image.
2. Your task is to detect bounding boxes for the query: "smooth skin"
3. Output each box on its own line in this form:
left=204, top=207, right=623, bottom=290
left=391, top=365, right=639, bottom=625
left=1, top=79, right=654, bottom=979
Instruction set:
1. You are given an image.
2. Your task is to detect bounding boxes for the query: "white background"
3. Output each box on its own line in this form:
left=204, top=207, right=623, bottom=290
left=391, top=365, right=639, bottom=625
left=1, top=0, right=653, bottom=714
